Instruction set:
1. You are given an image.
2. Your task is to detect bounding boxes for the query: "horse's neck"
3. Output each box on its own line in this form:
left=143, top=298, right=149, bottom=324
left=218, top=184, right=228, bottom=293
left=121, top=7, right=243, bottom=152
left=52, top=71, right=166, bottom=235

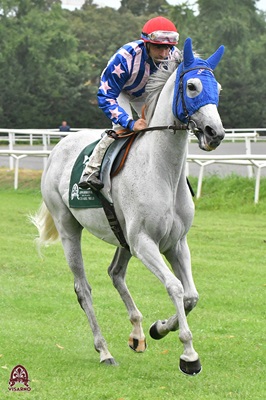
left=145, top=129, right=188, bottom=173
left=143, top=72, right=188, bottom=178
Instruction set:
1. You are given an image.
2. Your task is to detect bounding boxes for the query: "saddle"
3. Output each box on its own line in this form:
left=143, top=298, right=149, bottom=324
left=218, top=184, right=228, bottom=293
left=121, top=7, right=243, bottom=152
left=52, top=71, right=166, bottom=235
left=69, top=135, right=135, bottom=209
left=69, top=129, right=193, bottom=250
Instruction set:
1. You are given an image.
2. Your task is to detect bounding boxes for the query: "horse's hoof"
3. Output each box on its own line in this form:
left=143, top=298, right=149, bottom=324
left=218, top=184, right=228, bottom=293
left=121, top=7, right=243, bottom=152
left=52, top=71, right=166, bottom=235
left=101, top=358, right=119, bottom=366
left=179, top=358, right=202, bottom=376
left=128, top=337, right=147, bottom=352
left=149, top=321, right=167, bottom=340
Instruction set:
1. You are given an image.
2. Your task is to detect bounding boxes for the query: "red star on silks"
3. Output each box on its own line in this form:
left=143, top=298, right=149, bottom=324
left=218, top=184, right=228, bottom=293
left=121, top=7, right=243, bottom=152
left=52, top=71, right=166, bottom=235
left=112, top=63, right=125, bottom=78
left=106, top=98, right=117, bottom=105
left=99, top=80, right=111, bottom=94
left=110, top=107, right=122, bottom=119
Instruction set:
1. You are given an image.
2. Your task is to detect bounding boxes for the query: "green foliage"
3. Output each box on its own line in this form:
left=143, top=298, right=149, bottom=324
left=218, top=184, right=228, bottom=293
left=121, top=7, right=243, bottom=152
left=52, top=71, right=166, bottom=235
left=120, top=0, right=169, bottom=16
left=0, top=0, right=265, bottom=129
left=195, top=0, right=266, bottom=128
left=0, top=2, right=92, bottom=128
left=166, top=2, right=197, bottom=45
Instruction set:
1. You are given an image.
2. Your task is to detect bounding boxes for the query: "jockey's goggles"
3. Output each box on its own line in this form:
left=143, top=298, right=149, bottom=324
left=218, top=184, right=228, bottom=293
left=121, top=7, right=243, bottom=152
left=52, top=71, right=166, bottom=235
left=141, top=30, right=179, bottom=45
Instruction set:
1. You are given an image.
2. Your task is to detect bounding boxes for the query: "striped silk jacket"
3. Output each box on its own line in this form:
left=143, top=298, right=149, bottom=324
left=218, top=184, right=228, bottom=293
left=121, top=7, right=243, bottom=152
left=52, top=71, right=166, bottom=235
left=97, top=40, right=181, bottom=130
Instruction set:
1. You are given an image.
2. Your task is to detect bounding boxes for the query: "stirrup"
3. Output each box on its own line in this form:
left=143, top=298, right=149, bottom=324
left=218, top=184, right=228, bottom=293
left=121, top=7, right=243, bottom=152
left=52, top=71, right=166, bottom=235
left=87, top=173, right=104, bottom=191
left=78, top=173, right=90, bottom=189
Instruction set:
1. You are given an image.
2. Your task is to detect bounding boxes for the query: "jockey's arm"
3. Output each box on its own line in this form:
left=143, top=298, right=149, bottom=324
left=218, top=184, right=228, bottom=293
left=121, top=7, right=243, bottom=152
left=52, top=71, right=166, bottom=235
left=97, top=45, right=147, bottom=130
left=97, top=54, right=132, bottom=128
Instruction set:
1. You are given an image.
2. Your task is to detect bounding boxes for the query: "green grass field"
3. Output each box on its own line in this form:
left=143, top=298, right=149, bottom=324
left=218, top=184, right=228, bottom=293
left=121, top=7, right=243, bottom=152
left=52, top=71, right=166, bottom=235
left=0, top=170, right=265, bottom=399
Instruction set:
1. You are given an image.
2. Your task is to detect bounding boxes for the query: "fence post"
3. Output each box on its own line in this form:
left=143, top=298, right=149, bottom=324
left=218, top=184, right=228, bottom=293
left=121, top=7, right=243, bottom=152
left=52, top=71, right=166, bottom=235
left=245, top=137, right=253, bottom=178
left=8, top=132, right=14, bottom=170
left=42, top=133, right=48, bottom=169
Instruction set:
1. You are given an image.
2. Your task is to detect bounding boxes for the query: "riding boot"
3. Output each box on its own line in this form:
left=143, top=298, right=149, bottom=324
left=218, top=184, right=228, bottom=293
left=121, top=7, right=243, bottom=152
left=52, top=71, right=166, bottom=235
left=78, top=134, right=115, bottom=190
left=78, top=171, right=104, bottom=191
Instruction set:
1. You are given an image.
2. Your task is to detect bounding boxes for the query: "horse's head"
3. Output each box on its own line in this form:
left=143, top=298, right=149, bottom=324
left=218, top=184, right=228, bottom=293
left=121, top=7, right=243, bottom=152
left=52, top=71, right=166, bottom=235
left=173, top=38, right=225, bottom=151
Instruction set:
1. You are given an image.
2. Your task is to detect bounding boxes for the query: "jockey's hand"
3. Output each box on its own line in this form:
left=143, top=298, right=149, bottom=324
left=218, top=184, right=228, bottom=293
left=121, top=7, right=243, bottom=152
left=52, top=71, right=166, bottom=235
left=133, top=118, right=147, bottom=132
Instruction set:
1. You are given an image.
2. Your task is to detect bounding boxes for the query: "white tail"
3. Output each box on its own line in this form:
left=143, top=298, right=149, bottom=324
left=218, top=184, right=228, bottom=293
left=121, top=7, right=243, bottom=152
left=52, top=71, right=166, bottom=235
left=29, top=201, right=59, bottom=246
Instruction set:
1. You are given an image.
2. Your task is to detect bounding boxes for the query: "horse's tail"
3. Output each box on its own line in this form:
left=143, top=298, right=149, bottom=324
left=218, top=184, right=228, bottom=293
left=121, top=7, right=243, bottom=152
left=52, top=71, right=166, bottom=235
left=29, top=201, right=59, bottom=247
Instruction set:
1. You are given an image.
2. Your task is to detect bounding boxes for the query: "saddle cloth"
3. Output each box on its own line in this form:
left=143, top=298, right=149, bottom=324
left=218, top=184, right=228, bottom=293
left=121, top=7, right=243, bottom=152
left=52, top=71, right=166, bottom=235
left=69, top=136, right=131, bottom=208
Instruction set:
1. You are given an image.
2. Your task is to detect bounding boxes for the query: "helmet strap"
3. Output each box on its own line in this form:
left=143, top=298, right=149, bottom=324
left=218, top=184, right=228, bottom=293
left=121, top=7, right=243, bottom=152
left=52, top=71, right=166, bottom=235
left=145, top=42, right=151, bottom=57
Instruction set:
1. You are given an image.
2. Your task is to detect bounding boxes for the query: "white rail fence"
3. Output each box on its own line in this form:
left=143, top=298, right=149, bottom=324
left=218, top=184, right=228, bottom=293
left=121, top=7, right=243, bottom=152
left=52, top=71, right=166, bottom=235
left=0, top=128, right=266, bottom=203
left=0, top=149, right=51, bottom=190
left=187, top=154, right=266, bottom=203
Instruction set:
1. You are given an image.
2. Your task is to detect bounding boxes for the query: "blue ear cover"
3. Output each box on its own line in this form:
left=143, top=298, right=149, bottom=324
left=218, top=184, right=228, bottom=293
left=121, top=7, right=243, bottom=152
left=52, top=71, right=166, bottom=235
left=172, top=38, right=225, bottom=123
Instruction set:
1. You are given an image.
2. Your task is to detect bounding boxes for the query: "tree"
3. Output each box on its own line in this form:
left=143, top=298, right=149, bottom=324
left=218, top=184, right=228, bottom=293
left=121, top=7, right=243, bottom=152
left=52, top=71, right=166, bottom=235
left=0, top=2, right=91, bottom=128
left=0, top=0, right=61, bottom=17
left=165, top=2, right=197, bottom=47
left=119, top=0, right=168, bottom=16
left=70, top=5, right=147, bottom=127
left=0, top=0, right=265, bottom=128
left=193, top=0, right=266, bottom=127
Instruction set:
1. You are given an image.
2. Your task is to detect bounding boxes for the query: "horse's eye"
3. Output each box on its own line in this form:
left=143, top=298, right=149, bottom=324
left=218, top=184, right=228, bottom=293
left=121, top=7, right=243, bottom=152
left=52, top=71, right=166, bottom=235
left=186, top=78, right=202, bottom=98
left=188, top=82, right=196, bottom=91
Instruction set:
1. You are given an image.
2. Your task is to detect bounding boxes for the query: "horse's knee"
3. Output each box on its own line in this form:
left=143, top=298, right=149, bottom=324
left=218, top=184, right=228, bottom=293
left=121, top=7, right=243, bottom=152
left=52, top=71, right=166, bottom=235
left=167, top=281, right=198, bottom=314
left=184, top=293, right=199, bottom=313
left=167, top=280, right=184, bottom=299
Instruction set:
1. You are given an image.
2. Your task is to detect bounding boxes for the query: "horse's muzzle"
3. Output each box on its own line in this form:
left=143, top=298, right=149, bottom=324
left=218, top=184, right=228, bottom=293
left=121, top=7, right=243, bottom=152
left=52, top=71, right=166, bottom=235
left=195, top=125, right=225, bottom=151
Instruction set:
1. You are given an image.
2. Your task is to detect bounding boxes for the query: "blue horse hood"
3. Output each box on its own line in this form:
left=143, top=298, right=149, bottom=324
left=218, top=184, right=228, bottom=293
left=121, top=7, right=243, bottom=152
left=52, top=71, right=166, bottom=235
left=172, top=38, right=225, bottom=124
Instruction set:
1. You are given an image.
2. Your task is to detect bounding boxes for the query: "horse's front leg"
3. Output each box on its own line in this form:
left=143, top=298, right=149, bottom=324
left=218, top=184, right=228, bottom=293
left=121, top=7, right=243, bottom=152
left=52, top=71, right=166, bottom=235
left=150, top=237, right=199, bottom=337
left=133, top=236, right=201, bottom=375
left=166, top=237, right=199, bottom=315
left=108, top=247, right=146, bottom=352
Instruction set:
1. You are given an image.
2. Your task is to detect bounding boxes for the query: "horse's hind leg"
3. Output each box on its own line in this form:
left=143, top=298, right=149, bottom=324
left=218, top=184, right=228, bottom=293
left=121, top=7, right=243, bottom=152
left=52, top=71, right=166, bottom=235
left=108, top=247, right=147, bottom=352
left=55, top=210, right=117, bottom=365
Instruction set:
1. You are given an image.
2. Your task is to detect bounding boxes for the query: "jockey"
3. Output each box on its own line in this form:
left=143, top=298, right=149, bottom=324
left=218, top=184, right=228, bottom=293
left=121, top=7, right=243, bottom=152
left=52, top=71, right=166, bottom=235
left=79, top=16, right=181, bottom=191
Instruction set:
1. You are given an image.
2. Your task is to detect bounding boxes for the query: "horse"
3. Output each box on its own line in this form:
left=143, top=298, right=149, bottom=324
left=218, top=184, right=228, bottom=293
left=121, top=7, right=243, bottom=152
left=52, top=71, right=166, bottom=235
left=31, top=38, right=225, bottom=375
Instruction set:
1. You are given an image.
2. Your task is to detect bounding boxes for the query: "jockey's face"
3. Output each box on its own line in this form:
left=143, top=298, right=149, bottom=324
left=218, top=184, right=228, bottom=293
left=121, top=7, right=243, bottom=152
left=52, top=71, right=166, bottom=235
left=147, top=43, right=171, bottom=61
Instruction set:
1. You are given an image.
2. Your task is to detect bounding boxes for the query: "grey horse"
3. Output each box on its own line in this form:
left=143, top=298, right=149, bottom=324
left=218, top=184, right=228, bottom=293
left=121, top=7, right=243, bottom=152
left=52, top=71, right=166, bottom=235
left=31, top=38, right=225, bottom=375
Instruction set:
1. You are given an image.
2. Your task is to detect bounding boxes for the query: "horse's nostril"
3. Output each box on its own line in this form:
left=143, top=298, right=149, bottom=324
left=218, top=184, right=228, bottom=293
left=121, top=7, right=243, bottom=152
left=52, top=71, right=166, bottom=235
left=205, top=125, right=216, bottom=137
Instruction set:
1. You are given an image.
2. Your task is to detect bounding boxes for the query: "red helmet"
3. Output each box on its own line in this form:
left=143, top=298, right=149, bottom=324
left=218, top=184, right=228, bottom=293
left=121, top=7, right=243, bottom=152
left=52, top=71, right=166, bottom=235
left=141, top=16, right=179, bottom=45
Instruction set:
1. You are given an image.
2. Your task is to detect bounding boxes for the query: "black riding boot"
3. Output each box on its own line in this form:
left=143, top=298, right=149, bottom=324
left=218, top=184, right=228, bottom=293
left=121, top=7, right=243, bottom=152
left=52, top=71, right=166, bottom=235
left=78, top=172, right=104, bottom=191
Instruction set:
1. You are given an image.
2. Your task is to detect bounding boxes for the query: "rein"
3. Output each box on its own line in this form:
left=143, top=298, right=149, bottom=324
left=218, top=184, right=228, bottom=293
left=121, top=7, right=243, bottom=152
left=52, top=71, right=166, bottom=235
left=101, top=68, right=210, bottom=250
left=107, top=66, right=214, bottom=140
left=106, top=122, right=188, bottom=140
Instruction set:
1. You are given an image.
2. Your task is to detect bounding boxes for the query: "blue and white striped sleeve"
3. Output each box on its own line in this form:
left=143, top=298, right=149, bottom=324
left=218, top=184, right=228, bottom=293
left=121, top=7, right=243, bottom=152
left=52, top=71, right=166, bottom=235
left=97, top=49, right=133, bottom=129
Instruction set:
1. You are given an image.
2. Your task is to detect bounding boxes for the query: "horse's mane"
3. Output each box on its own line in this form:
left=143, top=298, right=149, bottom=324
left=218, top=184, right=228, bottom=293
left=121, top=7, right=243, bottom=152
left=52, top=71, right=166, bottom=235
left=145, top=60, right=180, bottom=124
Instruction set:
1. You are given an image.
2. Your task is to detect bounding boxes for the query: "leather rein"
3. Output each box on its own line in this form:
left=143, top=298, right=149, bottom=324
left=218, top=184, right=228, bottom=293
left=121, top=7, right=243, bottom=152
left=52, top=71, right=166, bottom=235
left=105, top=121, right=188, bottom=140
left=106, top=66, right=214, bottom=140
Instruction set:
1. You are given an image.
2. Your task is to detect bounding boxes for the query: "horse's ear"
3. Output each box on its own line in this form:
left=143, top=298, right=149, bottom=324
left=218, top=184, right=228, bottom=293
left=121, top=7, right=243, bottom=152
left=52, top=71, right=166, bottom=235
left=183, top=37, right=195, bottom=68
left=207, top=45, right=225, bottom=70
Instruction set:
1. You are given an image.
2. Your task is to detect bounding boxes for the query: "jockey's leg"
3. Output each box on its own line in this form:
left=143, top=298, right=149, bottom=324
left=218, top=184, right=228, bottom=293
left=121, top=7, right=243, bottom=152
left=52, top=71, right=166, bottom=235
left=78, top=133, right=115, bottom=190
left=78, top=91, right=134, bottom=191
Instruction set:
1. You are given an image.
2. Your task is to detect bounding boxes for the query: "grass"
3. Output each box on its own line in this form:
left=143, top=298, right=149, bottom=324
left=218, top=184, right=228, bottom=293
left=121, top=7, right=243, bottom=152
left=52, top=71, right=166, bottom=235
left=0, top=169, right=265, bottom=399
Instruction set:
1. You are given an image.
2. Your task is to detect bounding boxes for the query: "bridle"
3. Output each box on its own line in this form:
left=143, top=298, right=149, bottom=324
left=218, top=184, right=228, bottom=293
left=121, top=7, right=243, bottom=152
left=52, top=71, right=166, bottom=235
left=178, top=66, right=214, bottom=128
left=106, top=65, right=215, bottom=139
